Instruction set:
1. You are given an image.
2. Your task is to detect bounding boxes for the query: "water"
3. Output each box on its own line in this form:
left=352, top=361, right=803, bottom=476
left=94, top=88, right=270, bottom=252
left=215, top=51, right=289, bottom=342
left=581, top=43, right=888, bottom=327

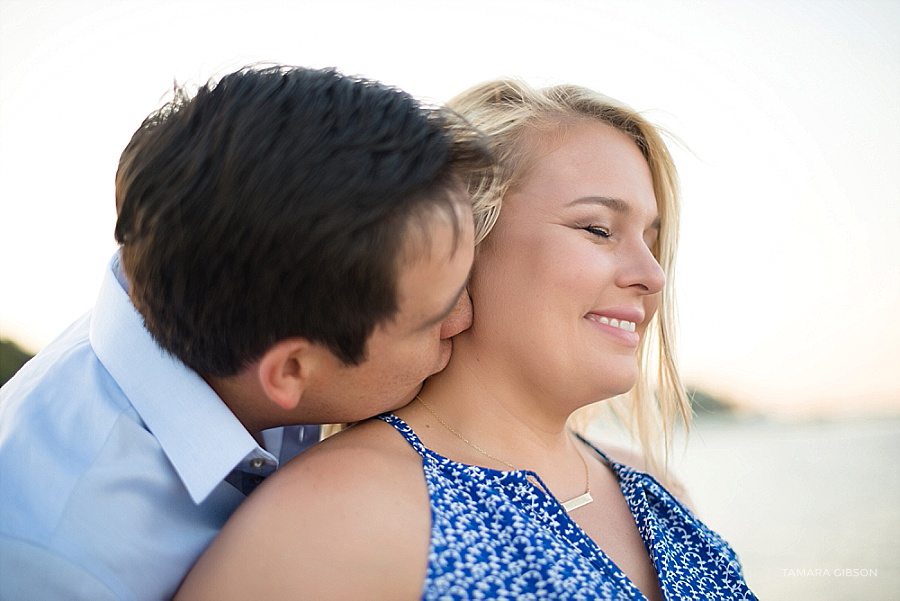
left=669, top=415, right=900, bottom=600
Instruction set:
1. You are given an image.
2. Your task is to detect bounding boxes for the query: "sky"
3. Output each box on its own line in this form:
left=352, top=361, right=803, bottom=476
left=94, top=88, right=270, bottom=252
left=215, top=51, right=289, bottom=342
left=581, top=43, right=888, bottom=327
left=1, top=0, right=898, bottom=416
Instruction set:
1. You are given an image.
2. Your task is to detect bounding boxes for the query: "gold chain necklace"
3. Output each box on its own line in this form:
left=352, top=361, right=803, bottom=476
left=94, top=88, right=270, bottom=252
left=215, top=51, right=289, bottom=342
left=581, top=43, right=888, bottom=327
left=415, top=395, right=593, bottom=512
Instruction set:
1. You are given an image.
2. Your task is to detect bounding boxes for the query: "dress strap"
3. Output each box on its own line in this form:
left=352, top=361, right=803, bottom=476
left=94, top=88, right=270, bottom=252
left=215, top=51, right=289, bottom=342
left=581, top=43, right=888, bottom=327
left=375, top=413, right=430, bottom=459
left=573, top=432, right=619, bottom=468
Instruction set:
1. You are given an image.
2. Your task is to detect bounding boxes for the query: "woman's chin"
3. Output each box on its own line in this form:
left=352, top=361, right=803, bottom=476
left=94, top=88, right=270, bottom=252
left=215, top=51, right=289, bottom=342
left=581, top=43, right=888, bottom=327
left=589, top=370, right=640, bottom=402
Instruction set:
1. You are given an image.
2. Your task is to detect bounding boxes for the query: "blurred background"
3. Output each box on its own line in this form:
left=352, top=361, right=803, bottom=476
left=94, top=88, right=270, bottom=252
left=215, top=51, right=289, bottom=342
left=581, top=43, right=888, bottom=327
left=1, top=0, right=898, bottom=598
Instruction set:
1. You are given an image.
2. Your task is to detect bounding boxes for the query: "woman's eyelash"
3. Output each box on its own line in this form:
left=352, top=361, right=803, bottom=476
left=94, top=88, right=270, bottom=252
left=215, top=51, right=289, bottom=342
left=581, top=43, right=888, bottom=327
left=583, top=225, right=610, bottom=238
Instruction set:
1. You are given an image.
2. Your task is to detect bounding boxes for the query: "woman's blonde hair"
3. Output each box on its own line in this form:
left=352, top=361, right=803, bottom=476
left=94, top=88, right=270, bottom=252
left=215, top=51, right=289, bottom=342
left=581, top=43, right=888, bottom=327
left=447, top=79, right=692, bottom=478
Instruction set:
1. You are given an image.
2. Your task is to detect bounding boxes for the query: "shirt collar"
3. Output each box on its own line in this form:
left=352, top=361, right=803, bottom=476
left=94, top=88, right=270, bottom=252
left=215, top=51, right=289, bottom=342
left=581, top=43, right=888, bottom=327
left=90, top=252, right=275, bottom=504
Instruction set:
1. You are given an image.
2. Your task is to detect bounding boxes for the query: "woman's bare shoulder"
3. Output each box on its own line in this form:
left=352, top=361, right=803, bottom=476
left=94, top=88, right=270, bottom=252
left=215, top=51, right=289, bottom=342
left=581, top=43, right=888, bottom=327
left=176, top=419, right=430, bottom=601
left=283, top=417, right=422, bottom=475
left=263, top=417, right=426, bottom=504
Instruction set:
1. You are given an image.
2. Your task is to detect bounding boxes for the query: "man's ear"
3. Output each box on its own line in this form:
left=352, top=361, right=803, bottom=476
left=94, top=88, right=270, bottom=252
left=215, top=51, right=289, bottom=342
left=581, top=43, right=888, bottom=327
left=256, top=338, right=316, bottom=411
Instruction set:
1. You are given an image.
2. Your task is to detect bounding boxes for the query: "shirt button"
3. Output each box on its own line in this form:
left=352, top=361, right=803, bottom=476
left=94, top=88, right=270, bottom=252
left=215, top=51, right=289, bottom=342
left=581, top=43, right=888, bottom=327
left=249, top=458, right=266, bottom=470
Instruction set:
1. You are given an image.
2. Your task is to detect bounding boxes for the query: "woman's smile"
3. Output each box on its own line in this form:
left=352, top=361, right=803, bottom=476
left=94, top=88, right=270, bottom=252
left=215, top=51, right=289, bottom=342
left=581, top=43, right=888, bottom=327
left=585, top=314, right=641, bottom=346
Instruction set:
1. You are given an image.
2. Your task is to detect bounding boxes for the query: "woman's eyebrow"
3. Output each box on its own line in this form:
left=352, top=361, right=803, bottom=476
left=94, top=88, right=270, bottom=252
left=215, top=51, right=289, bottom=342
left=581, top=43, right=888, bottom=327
left=569, top=195, right=660, bottom=230
left=567, top=196, right=630, bottom=213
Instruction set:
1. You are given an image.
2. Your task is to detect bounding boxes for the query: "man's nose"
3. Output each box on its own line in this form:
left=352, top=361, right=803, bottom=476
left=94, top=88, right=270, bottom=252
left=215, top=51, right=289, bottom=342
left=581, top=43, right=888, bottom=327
left=439, top=290, right=473, bottom=339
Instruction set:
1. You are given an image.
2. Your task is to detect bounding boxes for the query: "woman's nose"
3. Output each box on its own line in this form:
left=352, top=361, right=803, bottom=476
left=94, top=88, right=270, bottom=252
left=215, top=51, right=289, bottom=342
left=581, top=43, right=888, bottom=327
left=439, top=290, right=473, bottom=339
left=619, top=244, right=666, bottom=295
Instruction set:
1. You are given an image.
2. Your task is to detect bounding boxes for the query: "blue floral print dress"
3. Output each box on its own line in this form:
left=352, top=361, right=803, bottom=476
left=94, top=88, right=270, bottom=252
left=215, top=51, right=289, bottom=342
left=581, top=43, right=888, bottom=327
left=377, top=413, right=757, bottom=600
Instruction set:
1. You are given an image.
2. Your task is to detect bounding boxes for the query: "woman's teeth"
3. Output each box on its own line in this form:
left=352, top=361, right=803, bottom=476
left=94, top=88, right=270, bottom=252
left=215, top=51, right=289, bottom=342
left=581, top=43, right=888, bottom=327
left=587, top=315, right=636, bottom=333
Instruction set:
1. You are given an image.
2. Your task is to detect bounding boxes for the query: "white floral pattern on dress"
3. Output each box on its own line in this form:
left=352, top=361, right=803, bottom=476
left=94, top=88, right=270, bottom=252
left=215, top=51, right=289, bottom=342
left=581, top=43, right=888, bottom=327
left=377, top=413, right=757, bottom=601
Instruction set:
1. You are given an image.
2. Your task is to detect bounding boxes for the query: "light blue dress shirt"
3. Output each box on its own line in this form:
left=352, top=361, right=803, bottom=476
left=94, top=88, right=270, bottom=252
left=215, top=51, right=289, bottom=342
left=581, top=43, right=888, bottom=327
left=0, top=253, right=313, bottom=600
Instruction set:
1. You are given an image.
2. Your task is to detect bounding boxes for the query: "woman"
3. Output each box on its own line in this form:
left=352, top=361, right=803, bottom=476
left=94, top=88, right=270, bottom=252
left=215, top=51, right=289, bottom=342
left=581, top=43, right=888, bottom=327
left=178, top=80, right=757, bottom=600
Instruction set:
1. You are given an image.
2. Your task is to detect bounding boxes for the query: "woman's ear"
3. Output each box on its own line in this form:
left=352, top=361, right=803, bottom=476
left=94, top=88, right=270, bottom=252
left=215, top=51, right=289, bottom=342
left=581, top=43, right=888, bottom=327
left=256, top=338, right=314, bottom=411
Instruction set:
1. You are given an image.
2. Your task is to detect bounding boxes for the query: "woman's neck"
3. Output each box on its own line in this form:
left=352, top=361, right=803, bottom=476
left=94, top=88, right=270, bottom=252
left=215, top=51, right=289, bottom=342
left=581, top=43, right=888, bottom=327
left=403, top=339, right=584, bottom=468
left=395, top=345, right=599, bottom=509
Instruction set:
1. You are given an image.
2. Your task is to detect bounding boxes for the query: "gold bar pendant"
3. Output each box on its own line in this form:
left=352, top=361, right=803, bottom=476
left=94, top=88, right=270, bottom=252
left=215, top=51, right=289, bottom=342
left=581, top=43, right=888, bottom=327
left=562, top=491, right=593, bottom=512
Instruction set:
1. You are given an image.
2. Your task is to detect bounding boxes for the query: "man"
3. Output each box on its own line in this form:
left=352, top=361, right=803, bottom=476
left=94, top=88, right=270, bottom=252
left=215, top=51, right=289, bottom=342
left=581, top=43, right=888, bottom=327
left=0, top=65, right=491, bottom=600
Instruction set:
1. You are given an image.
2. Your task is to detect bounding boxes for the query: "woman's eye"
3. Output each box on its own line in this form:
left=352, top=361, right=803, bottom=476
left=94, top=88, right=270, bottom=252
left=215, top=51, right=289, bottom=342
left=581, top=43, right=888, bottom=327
left=584, top=226, right=610, bottom=238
